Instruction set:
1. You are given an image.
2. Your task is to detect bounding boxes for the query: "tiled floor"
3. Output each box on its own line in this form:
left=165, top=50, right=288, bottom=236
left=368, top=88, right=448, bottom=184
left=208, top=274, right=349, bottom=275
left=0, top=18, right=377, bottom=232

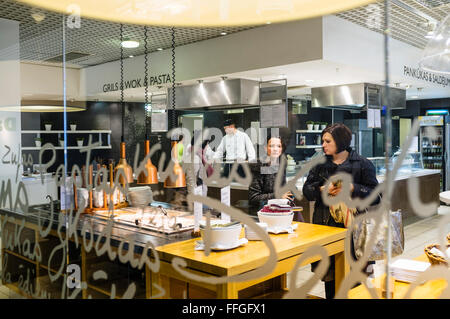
left=295, top=205, right=450, bottom=298
left=0, top=207, right=449, bottom=299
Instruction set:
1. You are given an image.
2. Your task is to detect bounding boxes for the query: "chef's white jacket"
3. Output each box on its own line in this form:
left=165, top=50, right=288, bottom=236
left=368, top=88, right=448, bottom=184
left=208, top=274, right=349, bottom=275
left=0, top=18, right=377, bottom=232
left=213, top=130, right=256, bottom=162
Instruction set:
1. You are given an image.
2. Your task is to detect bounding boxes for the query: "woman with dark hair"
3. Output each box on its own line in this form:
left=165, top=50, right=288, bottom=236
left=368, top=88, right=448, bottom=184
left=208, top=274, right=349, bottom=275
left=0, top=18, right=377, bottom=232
left=302, top=123, right=379, bottom=299
left=249, top=136, right=298, bottom=216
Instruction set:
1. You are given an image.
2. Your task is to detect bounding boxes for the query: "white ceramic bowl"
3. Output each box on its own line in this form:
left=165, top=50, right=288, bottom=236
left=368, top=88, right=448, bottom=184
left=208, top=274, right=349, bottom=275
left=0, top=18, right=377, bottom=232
left=200, top=222, right=242, bottom=246
left=127, top=186, right=153, bottom=207
left=245, top=222, right=268, bottom=241
left=257, top=211, right=294, bottom=228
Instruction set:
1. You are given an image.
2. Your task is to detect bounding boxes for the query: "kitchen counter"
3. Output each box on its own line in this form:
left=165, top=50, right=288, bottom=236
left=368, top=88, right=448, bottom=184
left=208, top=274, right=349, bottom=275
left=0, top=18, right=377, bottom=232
left=0, top=202, right=347, bottom=299
left=208, top=167, right=441, bottom=192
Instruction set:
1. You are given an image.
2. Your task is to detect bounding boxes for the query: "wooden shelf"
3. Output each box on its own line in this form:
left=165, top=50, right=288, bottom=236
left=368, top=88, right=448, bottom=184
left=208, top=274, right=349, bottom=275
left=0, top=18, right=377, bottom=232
left=296, top=130, right=323, bottom=133
left=22, top=130, right=112, bottom=134
left=22, top=146, right=111, bottom=150
left=3, top=248, right=38, bottom=265
left=296, top=145, right=322, bottom=149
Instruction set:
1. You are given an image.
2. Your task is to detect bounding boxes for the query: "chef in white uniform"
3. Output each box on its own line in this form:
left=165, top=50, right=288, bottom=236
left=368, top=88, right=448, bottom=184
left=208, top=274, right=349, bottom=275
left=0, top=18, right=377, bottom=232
left=213, top=118, right=256, bottom=177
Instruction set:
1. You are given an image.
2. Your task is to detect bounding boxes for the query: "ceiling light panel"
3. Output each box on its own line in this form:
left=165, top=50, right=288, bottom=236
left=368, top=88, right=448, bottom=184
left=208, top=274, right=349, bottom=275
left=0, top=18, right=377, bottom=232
left=0, top=0, right=256, bottom=68
left=336, top=0, right=450, bottom=49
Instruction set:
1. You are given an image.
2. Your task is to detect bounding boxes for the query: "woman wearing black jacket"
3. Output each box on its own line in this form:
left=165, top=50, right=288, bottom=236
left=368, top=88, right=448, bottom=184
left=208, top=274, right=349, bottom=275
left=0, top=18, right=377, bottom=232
left=249, top=136, right=295, bottom=215
left=302, top=123, right=379, bottom=299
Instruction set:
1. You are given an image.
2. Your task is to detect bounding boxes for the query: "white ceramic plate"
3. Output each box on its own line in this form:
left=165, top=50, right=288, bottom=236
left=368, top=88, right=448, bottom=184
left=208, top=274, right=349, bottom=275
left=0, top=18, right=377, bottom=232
left=267, top=223, right=298, bottom=234
left=195, top=238, right=248, bottom=251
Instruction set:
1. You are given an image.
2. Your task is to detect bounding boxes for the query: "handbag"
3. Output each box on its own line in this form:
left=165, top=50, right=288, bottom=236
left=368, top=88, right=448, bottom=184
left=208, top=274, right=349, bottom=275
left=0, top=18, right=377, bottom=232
left=352, top=210, right=405, bottom=261
left=329, top=202, right=356, bottom=228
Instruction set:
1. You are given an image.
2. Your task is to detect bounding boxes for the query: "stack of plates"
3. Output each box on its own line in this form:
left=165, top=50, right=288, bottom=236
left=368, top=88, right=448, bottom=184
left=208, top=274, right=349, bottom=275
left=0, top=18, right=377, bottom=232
left=391, top=258, right=431, bottom=283
left=127, top=186, right=153, bottom=207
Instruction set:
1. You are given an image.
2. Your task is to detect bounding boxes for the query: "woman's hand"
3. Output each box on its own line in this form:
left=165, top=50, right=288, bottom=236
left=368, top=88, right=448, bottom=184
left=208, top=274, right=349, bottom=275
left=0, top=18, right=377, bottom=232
left=321, top=183, right=354, bottom=196
left=282, top=191, right=294, bottom=201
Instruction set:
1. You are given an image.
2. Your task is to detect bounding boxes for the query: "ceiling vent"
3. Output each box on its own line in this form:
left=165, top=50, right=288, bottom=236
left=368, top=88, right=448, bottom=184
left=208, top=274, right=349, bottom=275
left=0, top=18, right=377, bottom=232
left=44, top=51, right=91, bottom=63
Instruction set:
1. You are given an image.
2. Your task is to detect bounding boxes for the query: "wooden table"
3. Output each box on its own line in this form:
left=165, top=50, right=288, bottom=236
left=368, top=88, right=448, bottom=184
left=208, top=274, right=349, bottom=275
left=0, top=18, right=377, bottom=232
left=348, top=254, right=448, bottom=299
left=150, top=222, right=348, bottom=299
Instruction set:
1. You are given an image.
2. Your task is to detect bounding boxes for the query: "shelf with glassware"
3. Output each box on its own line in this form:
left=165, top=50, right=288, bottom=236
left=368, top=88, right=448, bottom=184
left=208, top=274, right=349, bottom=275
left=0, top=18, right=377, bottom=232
left=21, top=130, right=112, bottom=150
left=295, top=128, right=324, bottom=149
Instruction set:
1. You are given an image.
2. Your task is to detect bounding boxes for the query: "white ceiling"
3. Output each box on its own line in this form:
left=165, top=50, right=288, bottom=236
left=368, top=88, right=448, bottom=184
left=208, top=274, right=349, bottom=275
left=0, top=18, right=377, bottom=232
left=2, top=0, right=449, bottom=101
left=2, top=0, right=449, bottom=68
left=0, top=0, right=255, bottom=68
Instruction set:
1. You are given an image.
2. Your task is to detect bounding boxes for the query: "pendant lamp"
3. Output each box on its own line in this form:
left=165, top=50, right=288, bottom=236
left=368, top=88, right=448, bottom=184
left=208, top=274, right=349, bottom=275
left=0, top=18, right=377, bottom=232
left=138, top=26, right=158, bottom=185
left=164, top=28, right=186, bottom=188
left=114, top=23, right=133, bottom=185
left=164, top=140, right=187, bottom=188
left=419, top=14, right=450, bottom=75
left=18, top=0, right=376, bottom=27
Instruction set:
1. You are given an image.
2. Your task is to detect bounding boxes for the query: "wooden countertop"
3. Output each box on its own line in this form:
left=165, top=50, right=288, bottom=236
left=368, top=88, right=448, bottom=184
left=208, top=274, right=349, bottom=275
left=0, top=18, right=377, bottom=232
left=348, top=254, right=447, bottom=299
left=156, top=221, right=347, bottom=277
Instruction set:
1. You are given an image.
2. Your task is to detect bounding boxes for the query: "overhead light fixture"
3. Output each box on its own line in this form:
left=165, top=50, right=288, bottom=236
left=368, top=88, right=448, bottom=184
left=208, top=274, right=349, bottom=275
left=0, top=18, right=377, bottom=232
left=220, top=32, right=227, bottom=35
left=419, top=13, right=450, bottom=75
left=115, top=24, right=133, bottom=184
left=197, top=79, right=204, bottom=84
left=138, top=26, right=158, bottom=185
left=129, top=55, right=134, bottom=58
left=410, top=95, right=419, bottom=99
left=17, top=0, right=377, bottom=27
left=266, top=21, right=272, bottom=25
left=221, top=76, right=228, bottom=81
left=426, top=109, right=449, bottom=115
left=31, top=10, right=46, bottom=23
left=157, top=48, right=163, bottom=51
left=0, top=104, right=87, bottom=112
left=424, top=31, right=435, bottom=39
left=121, top=38, right=139, bottom=48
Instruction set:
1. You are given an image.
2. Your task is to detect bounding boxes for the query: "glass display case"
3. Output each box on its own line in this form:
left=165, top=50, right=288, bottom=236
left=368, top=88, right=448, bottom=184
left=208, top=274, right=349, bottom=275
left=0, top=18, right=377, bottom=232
left=368, top=151, right=424, bottom=177
left=367, top=157, right=385, bottom=176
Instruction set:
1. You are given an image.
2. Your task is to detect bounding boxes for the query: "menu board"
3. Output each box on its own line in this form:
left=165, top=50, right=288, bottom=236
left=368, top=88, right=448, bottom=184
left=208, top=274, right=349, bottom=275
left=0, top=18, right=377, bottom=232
left=367, top=108, right=381, bottom=128
left=260, top=103, right=288, bottom=128
left=151, top=112, right=168, bottom=132
left=221, top=185, right=231, bottom=222
left=193, top=185, right=203, bottom=232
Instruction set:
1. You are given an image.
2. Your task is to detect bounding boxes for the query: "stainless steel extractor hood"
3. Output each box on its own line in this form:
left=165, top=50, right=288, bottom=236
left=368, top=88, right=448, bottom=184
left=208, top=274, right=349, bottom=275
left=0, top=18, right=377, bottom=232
left=167, top=78, right=260, bottom=110
left=311, top=83, right=406, bottom=111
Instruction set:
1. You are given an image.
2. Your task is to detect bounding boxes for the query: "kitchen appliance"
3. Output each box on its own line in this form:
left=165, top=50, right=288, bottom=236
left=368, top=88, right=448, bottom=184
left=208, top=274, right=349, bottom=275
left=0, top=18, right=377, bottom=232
left=311, top=83, right=406, bottom=111
left=167, top=78, right=260, bottom=110
left=419, top=115, right=445, bottom=190
left=344, top=119, right=373, bottom=158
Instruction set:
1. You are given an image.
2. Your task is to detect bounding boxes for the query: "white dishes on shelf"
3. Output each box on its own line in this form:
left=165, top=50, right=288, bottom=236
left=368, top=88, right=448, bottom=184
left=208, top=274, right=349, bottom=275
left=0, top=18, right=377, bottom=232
left=93, top=189, right=104, bottom=208
left=76, top=188, right=89, bottom=209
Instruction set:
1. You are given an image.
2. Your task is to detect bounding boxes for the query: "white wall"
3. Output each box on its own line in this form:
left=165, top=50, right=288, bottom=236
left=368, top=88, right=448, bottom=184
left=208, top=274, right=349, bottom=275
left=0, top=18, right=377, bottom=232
left=81, top=17, right=323, bottom=98
left=322, top=15, right=449, bottom=99
left=0, top=18, right=22, bottom=198
left=21, top=63, right=81, bottom=100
